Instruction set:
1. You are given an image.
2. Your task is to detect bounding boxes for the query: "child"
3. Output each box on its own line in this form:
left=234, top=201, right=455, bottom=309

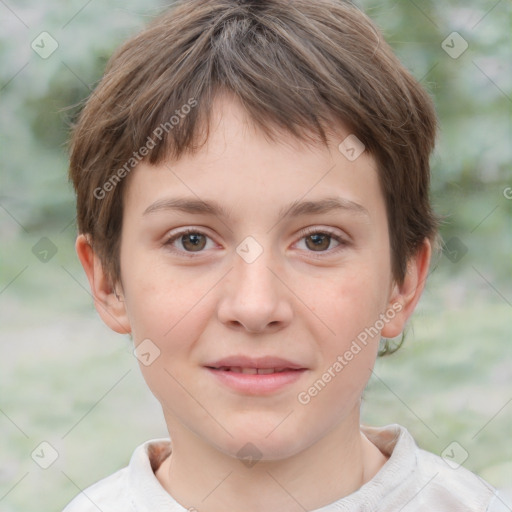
left=64, top=0, right=503, bottom=510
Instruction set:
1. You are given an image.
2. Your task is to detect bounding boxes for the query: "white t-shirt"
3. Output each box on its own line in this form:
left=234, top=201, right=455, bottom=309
left=62, top=423, right=507, bottom=511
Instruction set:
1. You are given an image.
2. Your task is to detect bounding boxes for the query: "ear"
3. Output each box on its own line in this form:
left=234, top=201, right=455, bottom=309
left=381, top=238, right=431, bottom=338
left=75, top=234, right=131, bottom=334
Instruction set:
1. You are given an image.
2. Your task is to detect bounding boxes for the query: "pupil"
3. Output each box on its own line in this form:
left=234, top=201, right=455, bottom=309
left=308, top=233, right=329, bottom=251
left=183, top=233, right=206, bottom=251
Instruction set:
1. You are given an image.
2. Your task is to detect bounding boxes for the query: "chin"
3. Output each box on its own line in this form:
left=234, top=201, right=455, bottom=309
left=207, top=416, right=314, bottom=462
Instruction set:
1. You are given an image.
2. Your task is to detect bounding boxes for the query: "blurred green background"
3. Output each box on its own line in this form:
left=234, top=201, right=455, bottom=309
left=1, top=1, right=511, bottom=510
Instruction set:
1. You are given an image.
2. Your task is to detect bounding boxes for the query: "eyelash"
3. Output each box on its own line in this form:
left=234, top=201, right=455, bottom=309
left=163, top=227, right=348, bottom=259
left=163, top=228, right=215, bottom=258
left=295, top=227, right=348, bottom=258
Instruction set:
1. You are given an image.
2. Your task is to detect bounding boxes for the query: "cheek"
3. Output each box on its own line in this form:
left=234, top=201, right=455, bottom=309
left=120, top=241, right=206, bottom=338
left=317, top=265, right=389, bottom=341
left=295, top=273, right=384, bottom=425
left=124, top=275, right=213, bottom=409
left=126, top=277, right=210, bottom=348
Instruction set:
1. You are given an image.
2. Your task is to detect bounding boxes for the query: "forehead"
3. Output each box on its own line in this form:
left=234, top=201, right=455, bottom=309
left=122, top=93, right=384, bottom=225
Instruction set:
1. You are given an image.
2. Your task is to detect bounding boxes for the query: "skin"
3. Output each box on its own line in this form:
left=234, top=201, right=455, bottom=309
left=77, top=92, right=431, bottom=512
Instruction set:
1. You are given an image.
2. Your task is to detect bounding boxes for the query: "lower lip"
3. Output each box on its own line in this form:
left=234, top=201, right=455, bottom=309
left=205, top=368, right=306, bottom=395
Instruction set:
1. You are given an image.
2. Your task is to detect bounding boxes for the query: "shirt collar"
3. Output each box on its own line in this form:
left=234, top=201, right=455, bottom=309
left=127, top=423, right=417, bottom=511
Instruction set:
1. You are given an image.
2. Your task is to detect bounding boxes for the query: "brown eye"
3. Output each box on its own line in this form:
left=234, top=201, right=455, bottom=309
left=163, top=228, right=218, bottom=258
left=305, top=233, right=332, bottom=251
left=180, top=232, right=207, bottom=251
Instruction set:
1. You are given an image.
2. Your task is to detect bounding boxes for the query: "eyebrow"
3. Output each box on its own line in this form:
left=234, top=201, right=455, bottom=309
left=143, top=196, right=369, bottom=221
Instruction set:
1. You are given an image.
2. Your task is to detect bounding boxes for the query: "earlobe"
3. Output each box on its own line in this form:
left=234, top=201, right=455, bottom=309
left=75, top=234, right=131, bottom=334
left=381, top=239, right=432, bottom=339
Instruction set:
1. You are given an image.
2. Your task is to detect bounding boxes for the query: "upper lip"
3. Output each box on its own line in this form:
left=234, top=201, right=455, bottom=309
left=205, top=355, right=306, bottom=370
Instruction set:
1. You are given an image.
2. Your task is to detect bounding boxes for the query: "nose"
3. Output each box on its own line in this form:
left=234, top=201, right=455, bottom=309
left=217, top=245, right=293, bottom=334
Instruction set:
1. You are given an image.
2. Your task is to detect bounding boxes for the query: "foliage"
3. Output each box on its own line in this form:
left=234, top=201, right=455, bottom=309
left=1, top=1, right=510, bottom=245
left=0, top=1, right=510, bottom=510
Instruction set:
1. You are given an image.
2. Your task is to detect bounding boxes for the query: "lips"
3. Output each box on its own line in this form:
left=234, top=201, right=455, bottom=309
left=211, top=367, right=294, bottom=374
left=204, top=356, right=307, bottom=394
left=205, top=355, right=306, bottom=372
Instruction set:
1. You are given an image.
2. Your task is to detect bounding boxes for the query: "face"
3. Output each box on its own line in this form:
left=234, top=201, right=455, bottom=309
left=80, top=93, right=427, bottom=461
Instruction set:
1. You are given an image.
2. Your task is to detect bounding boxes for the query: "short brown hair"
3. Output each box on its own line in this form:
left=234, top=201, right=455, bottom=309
left=69, top=0, right=438, bottom=287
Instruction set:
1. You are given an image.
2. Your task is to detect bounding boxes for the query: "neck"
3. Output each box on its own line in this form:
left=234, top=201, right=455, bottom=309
left=156, top=412, right=388, bottom=512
